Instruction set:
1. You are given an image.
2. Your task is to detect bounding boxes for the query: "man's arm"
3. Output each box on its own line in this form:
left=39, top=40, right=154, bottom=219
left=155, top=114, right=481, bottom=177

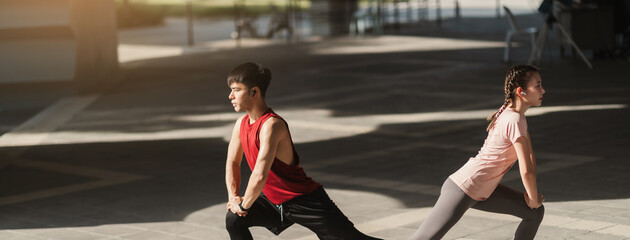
left=239, top=118, right=287, bottom=211
left=226, top=116, right=245, bottom=211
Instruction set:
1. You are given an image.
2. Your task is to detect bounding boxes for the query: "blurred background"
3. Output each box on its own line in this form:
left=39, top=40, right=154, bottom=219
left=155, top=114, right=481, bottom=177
left=1, top=0, right=630, bottom=239
left=4, top=0, right=628, bottom=86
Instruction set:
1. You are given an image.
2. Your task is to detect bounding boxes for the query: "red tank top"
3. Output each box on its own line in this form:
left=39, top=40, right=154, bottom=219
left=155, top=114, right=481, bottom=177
left=239, top=108, right=321, bottom=205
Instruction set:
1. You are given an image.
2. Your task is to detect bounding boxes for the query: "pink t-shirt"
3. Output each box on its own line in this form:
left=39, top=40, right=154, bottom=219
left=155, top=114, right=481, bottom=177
left=449, top=108, right=528, bottom=201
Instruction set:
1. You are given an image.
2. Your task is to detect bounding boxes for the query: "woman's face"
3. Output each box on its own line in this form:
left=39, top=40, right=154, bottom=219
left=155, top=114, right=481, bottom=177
left=522, top=72, right=545, bottom=107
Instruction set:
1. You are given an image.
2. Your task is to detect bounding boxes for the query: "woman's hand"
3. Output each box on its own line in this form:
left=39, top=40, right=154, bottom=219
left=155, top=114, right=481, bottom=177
left=524, top=192, right=544, bottom=209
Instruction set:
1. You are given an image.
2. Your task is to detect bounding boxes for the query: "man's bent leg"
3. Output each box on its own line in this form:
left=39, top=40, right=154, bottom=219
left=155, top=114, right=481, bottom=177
left=284, top=187, right=382, bottom=240
left=225, top=195, right=290, bottom=240
left=225, top=211, right=254, bottom=240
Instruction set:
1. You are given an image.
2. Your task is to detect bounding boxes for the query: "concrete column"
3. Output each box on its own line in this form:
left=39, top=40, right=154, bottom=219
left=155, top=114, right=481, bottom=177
left=69, top=0, right=119, bottom=86
left=310, top=0, right=358, bottom=36
left=310, top=0, right=331, bottom=36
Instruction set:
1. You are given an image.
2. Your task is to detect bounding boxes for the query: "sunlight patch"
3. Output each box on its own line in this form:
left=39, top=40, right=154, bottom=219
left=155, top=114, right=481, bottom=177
left=1, top=104, right=625, bottom=147
left=309, top=36, right=505, bottom=55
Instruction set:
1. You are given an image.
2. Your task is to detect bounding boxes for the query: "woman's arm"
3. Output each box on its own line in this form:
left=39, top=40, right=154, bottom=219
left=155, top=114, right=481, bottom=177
left=514, top=136, right=543, bottom=209
left=527, top=132, right=536, bottom=172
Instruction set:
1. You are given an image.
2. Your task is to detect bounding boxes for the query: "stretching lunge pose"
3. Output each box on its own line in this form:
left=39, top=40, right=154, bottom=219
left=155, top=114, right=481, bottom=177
left=224, top=62, right=381, bottom=240
left=409, top=64, right=546, bottom=240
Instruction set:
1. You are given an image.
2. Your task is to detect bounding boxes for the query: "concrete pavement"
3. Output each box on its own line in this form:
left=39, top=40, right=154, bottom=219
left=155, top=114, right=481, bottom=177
left=1, top=14, right=630, bottom=240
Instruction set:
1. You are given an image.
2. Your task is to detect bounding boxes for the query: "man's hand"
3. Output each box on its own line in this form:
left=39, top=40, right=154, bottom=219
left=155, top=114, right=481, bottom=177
left=524, top=192, right=544, bottom=209
left=226, top=196, right=242, bottom=210
left=227, top=196, right=242, bottom=209
left=227, top=196, right=248, bottom=217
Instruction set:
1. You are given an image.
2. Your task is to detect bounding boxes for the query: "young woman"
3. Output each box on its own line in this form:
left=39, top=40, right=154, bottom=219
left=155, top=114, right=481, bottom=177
left=409, top=64, right=546, bottom=240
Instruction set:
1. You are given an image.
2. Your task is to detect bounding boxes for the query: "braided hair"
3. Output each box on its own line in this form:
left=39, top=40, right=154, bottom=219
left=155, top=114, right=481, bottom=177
left=486, top=64, right=539, bottom=131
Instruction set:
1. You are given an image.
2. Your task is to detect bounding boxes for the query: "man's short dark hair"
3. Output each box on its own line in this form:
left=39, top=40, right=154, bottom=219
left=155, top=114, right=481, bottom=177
left=227, top=62, right=271, bottom=97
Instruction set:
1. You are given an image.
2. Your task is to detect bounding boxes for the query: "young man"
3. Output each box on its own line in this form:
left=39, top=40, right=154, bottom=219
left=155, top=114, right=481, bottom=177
left=224, top=62, right=380, bottom=240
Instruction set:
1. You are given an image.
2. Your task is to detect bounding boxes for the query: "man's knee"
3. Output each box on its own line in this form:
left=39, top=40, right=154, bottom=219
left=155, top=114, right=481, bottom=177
left=225, top=211, right=245, bottom=231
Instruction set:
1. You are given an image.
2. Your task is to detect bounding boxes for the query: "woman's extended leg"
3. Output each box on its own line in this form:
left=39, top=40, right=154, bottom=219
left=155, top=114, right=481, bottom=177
left=408, top=178, right=477, bottom=240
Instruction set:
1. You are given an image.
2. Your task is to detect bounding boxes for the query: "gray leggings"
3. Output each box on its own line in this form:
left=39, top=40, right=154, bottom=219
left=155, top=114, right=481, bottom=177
left=409, top=178, right=544, bottom=240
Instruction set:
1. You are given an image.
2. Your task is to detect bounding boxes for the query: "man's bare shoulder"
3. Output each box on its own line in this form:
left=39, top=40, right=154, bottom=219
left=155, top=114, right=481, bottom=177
left=261, top=117, right=289, bottom=136
left=231, top=115, right=247, bottom=137
left=235, top=115, right=247, bottom=125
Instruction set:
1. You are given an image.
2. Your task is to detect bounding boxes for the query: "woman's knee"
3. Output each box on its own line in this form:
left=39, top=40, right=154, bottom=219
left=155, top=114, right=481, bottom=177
left=527, top=204, right=545, bottom=223
left=535, top=204, right=545, bottom=221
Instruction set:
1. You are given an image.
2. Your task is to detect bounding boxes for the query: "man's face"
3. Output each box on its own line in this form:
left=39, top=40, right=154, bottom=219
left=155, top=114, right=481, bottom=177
left=228, top=82, right=252, bottom=112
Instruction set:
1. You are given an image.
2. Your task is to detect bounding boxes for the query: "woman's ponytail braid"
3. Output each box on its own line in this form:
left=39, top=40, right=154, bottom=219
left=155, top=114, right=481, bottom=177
left=486, top=64, right=539, bottom=131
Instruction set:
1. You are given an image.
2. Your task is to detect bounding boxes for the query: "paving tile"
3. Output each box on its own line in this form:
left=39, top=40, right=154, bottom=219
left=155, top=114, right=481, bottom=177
left=26, top=228, right=105, bottom=240
left=121, top=230, right=190, bottom=240
left=442, top=216, right=515, bottom=240
left=371, top=227, right=416, bottom=240
left=180, top=228, right=229, bottom=240
left=570, top=232, right=624, bottom=240
left=559, top=219, right=615, bottom=231
left=80, top=224, right=149, bottom=237
left=536, top=225, right=589, bottom=239
left=597, top=224, right=630, bottom=238
left=0, top=231, right=49, bottom=240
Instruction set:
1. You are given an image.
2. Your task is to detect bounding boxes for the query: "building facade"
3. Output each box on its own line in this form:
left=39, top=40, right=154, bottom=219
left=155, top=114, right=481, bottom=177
left=0, top=0, right=118, bottom=84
